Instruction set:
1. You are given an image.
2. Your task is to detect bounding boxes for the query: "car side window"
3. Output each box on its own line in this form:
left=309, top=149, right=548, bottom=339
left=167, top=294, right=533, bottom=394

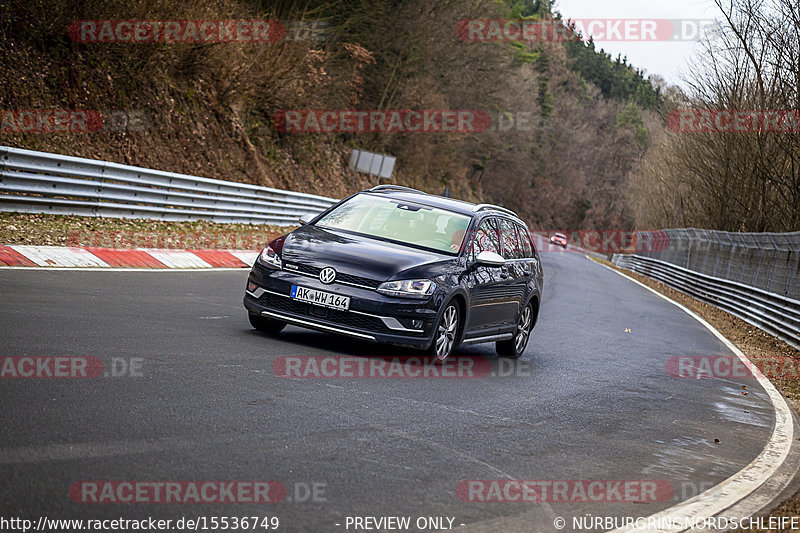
left=499, top=218, right=523, bottom=259
left=516, top=224, right=533, bottom=258
left=469, top=218, right=500, bottom=260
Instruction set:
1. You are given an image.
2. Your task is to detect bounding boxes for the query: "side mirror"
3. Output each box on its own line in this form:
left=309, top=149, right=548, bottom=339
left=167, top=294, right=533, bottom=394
left=475, top=251, right=506, bottom=267
left=298, top=213, right=314, bottom=225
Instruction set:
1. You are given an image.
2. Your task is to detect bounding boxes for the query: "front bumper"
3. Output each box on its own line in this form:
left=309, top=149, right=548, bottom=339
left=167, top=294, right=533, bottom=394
left=243, top=263, right=439, bottom=349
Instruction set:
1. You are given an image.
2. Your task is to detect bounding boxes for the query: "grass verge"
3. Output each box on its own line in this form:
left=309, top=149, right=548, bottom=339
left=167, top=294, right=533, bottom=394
left=0, top=213, right=292, bottom=250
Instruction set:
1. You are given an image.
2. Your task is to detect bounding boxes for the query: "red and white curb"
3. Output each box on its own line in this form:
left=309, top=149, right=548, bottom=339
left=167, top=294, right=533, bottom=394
left=0, top=245, right=258, bottom=269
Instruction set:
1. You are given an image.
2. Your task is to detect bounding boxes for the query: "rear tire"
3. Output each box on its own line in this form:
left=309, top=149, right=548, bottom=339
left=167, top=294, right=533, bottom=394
left=248, top=313, right=286, bottom=335
left=496, top=302, right=533, bottom=359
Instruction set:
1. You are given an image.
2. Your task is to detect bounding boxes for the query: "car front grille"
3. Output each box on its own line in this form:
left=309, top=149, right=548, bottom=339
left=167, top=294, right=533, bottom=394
left=287, top=264, right=381, bottom=289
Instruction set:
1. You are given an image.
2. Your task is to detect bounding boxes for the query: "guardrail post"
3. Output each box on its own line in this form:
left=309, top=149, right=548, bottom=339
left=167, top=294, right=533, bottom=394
left=786, top=251, right=800, bottom=298
left=710, top=232, right=723, bottom=278
left=764, top=234, right=779, bottom=293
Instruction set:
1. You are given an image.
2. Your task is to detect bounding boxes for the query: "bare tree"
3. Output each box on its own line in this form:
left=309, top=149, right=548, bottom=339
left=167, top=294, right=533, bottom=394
left=630, top=0, right=800, bottom=231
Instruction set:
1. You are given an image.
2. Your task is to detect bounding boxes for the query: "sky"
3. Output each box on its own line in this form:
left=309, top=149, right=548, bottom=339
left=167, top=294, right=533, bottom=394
left=554, top=0, right=721, bottom=89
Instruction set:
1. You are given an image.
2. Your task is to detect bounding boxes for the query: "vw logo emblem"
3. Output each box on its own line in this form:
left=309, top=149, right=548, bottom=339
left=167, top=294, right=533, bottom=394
left=319, top=267, right=337, bottom=284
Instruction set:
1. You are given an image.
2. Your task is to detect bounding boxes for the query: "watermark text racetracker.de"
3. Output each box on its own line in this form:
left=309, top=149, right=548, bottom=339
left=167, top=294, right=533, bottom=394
left=273, top=110, right=491, bottom=134
left=457, top=480, right=673, bottom=503
left=456, top=18, right=718, bottom=42
left=69, top=479, right=326, bottom=503
left=67, top=19, right=332, bottom=44
left=667, top=355, right=800, bottom=380
left=70, top=481, right=287, bottom=504
left=68, top=20, right=285, bottom=43
left=67, top=229, right=272, bottom=250
left=1, top=110, right=148, bottom=134
left=668, top=109, right=800, bottom=133
left=0, top=356, right=143, bottom=379
left=532, top=230, right=670, bottom=255
left=273, top=356, right=533, bottom=379
left=1, top=110, right=149, bottom=134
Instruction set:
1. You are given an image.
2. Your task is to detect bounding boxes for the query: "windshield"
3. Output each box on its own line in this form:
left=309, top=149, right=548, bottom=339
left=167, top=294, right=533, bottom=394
left=315, top=194, right=472, bottom=254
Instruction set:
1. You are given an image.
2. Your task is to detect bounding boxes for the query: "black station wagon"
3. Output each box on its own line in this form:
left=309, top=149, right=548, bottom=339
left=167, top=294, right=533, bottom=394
left=244, top=185, right=543, bottom=361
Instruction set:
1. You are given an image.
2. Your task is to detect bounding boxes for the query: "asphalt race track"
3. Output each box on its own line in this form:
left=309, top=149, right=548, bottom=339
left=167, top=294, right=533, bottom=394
left=0, top=251, right=783, bottom=532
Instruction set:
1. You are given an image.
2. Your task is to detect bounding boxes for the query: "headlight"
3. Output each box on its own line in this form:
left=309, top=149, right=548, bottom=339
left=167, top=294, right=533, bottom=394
left=377, top=279, right=436, bottom=298
left=257, top=244, right=282, bottom=269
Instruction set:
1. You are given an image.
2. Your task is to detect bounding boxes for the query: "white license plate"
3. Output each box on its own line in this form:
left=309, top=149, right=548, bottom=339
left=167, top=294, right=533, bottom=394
left=290, top=285, right=350, bottom=311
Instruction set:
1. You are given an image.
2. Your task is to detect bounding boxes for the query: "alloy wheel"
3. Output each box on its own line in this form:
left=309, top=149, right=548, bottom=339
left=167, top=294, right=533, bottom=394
left=434, top=304, right=459, bottom=361
left=514, top=305, right=532, bottom=353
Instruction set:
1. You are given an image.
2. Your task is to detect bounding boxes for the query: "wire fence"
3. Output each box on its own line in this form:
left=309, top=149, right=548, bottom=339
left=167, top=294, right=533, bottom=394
left=634, top=228, right=800, bottom=300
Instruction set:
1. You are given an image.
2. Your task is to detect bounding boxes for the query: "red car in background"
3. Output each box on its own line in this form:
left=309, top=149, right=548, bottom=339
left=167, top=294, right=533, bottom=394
left=549, top=232, right=568, bottom=248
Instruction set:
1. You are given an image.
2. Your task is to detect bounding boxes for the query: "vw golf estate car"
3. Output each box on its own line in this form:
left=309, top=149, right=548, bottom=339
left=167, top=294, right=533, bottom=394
left=243, top=185, right=543, bottom=361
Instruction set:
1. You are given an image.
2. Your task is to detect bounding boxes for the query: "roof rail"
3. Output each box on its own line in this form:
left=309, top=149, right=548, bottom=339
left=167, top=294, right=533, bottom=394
left=473, top=204, right=519, bottom=218
left=368, top=184, right=428, bottom=194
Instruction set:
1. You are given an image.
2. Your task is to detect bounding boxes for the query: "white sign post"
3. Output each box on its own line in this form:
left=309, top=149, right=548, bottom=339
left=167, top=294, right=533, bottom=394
left=349, top=149, right=396, bottom=184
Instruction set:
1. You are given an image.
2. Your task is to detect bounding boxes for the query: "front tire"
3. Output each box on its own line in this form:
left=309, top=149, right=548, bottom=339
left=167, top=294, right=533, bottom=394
left=496, top=302, right=533, bottom=358
left=248, top=313, right=286, bottom=335
left=429, top=303, right=459, bottom=363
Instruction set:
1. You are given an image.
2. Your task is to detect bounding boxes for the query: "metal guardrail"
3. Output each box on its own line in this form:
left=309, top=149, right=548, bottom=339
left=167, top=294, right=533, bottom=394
left=611, top=253, right=800, bottom=350
left=0, top=146, right=338, bottom=225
